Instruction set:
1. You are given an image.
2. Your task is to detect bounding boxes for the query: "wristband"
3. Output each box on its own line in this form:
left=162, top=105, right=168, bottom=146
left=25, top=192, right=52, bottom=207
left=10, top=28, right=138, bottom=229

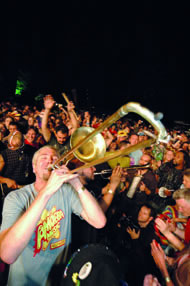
left=107, top=189, right=114, bottom=195
left=165, top=276, right=171, bottom=283
left=77, top=186, right=85, bottom=195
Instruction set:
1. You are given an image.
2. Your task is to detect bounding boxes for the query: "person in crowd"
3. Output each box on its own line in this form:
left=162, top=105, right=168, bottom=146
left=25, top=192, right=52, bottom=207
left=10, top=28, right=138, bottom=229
left=69, top=158, right=122, bottom=251
left=181, top=168, right=190, bottom=188
left=27, top=115, right=36, bottom=127
left=0, top=131, right=35, bottom=194
left=155, top=188, right=190, bottom=252
left=163, top=148, right=175, bottom=163
left=155, top=203, right=188, bottom=255
left=1, top=121, right=21, bottom=148
left=11, top=111, right=28, bottom=134
left=3, top=116, right=13, bottom=136
left=110, top=203, right=161, bottom=286
left=0, top=121, right=6, bottom=151
left=155, top=150, right=190, bottom=210
left=24, top=126, right=43, bottom=150
left=132, top=153, right=157, bottom=205
left=0, top=145, right=106, bottom=286
left=128, top=133, right=143, bottom=165
left=82, top=110, right=91, bottom=127
left=0, top=130, right=36, bottom=225
left=147, top=239, right=190, bottom=286
left=101, top=127, right=114, bottom=148
left=41, top=95, right=79, bottom=155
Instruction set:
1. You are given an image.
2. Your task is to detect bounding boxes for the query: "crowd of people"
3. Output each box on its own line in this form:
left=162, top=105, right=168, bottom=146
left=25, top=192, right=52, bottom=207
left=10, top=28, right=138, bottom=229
left=0, top=95, right=190, bottom=285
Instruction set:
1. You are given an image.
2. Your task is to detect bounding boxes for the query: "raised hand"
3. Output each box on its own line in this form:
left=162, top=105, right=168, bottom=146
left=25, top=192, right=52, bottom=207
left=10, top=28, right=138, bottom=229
left=43, top=95, right=55, bottom=110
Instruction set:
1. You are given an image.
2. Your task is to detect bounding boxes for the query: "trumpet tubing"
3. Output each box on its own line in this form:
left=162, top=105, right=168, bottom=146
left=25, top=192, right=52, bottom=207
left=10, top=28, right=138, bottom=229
left=50, top=101, right=170, bottom=171
left=94, top=164, right=150, bottom=175
left=69, top=139, right=155, bottom=174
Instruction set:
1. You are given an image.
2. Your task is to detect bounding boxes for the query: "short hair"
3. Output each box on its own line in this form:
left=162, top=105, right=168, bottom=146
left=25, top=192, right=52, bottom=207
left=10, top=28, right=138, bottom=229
left=55, top=124, right=69, bottom=134
left=183, top=168, right=190, bottom=178
left=32, top=145, right=60, bottom=167
left=9, top=121, right=19, bottom=129
left=26, top=126, right=38, bottom=134
left=118, top=140, right=129, bottom=148
left=139, top=202, right=157, bottom=218
left=173, top=188, right=190, bottom=202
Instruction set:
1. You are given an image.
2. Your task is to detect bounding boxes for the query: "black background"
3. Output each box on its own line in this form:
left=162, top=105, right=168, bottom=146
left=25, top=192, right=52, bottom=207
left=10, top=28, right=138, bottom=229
left=0, top=2, right=188, bottom=126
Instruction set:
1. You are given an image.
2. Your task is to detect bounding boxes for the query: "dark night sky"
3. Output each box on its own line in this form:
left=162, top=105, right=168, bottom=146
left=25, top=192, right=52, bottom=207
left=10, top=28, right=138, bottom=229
left=0, top=2, right=188, bottom=126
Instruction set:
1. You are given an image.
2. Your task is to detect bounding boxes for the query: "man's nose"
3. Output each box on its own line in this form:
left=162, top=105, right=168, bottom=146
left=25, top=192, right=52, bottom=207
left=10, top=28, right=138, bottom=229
left=48, top=156, right=54, bottom=163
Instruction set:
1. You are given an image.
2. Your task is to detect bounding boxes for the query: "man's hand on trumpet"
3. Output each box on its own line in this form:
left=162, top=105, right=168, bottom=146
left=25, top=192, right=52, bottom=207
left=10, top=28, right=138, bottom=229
left=102, top=166, right=122, bottom=195
left=43, top=165, right=79, bottom=197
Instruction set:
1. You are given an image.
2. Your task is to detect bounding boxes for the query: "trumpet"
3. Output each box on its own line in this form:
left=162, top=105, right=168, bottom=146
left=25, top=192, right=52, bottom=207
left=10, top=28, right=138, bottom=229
left=94, top=170, right=112, bottom=176
left=49, top=101, right=170, bottom=172
left=94, top=163, right=150, bottom=176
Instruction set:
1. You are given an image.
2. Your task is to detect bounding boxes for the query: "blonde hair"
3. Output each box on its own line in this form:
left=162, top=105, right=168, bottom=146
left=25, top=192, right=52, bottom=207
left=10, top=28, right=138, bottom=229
left=32, top=145, right=60, bottom=167
left=173, top=188, right=190, bottom=203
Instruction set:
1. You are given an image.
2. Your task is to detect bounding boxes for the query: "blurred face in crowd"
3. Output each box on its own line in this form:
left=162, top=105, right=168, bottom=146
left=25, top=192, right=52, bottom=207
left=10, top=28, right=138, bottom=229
left=139, top=154, right=151, bottom=166
left=8, top=124, right=18, bottom=135
left=137, top=206, right=153, bottom=227
left=26, top=129, right=37, bottom=143
left=80, top=166, right=96, bottom=183
left=164, top=150, right=174, bottom=162
left=8, top=131, right=23, bottom=150
left=176, top=198, right=190, bottom=217
left=28, top=117, right=35, bottom=126
left=129, top=135, right=138, bottom=146
left=109, top=141, right=117, bottom=151
left=4, top=117, right=13, bottom=129
left=183, top=175, right=190, bottom=188
left=173, top=151, right=184, bottom=167
left=55, top=131, right=68, bottom=145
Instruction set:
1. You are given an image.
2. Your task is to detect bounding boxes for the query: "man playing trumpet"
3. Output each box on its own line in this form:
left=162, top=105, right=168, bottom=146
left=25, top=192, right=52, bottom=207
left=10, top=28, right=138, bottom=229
left=0, top=146, right=106, bottom=286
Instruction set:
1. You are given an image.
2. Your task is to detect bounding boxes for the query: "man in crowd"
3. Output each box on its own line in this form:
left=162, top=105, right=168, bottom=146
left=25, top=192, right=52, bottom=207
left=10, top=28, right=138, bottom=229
left=128, top=133, right=143, bottom=165
left=0, top=131, right=35, bottom=194
left=132, top=153, right=157, bottom=205
left=0, top=130, right=36, bottom=224
left=155, top=188, right=190, bottom=252
left=181, top=168, right=190, bottom=188
left=155, top=150, right=190, bottom=210
left=69, top=158, right=122, bottom=251
left=0, top=145, right=106, bottom=286
left=111, top=203, right=160, bottom=286
left=41, top=95, right=79, bottom=155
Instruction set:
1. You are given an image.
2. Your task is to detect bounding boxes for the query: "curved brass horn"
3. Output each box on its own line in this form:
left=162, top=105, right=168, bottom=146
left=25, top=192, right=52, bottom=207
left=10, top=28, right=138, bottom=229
left=69, top=138, right=155, bottom=174
left=70, top=126, right=106, bottom=163
left=50, top=102, right=170, bottom=170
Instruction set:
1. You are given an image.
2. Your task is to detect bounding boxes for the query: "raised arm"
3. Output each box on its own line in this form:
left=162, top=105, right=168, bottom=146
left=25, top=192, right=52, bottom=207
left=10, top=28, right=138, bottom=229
left=66, top=101, right=79, bottom=134
left=151, top=240, right=174, bottom=286
left=99, top=166, right=122, bottom=213
left=68, top=176, right=107, bottom=228
left=41, top=95, right=55, bottom=142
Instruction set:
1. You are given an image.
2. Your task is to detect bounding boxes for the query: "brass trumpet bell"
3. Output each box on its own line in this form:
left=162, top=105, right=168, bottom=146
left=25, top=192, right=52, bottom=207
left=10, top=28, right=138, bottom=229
left=70, top=127, right=106, bottom=163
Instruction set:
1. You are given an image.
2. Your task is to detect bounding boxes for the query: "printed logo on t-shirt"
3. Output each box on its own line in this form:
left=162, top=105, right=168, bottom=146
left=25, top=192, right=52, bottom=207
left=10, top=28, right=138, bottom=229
left=33, top=206, right=65, bottom=256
